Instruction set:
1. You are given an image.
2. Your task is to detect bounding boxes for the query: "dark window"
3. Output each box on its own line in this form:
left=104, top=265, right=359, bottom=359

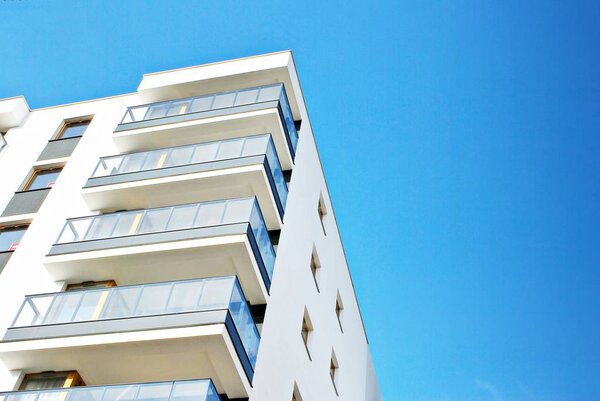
left=0, top=226, right=28, bottom=252
left=19, top=371, right=85, bottom=390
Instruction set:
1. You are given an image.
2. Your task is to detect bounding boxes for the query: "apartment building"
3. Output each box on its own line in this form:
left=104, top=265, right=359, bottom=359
left=0, top=51, right=381, bottom=401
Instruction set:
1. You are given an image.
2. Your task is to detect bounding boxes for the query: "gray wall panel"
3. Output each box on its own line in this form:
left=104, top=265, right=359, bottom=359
left=1, top=189, right=50, bottom=217
left=37, top=137, right=81, bottom=161
left=0, top=252, right=12, bottom=275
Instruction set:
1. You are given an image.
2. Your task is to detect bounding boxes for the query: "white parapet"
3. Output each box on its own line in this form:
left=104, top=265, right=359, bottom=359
left=0, top=96, right=29, bottom=131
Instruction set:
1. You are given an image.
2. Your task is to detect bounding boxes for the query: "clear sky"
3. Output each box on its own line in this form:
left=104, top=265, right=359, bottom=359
left=1, top=1, right=599, bottom=400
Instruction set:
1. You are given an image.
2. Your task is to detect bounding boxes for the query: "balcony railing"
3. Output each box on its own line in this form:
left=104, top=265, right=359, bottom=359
left=91, top=134, right=288, bottom=210
left=0, top=134, right=6, bottom=154
left=119, top=83, right=298, bottom=157
left=0, top=380, right=220, bottom=401
left=11, top=276, right=260, bottom=368
left=55, top=197, right=276, bottom=280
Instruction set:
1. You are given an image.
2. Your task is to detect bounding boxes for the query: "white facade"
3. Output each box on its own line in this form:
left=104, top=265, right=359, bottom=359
left=0, top=51, right=381, bottom=401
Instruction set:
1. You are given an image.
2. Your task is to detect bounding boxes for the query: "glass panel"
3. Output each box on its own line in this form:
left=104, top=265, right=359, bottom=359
left=189, top=143, right=219, bottom=164
left=166, top=205, right=198, bottom=230
left=241, top=135, right=269, bottom=157
left=130, top=107, right=148, bottom=122
left=229, top=281, right=260, bottom=367
left=119, top=153, right=147, bottom=174
left=221, top=198, right=253, bottom=224
left=257, top=85, right=282, bottom=102
left=189, top=96, right=214, bottom=113
left=59, top=121, right=89, bottom=139
left=170, top=382, right=209, bottom=401
left=167, top=281, right=205, bottom=312
left=13, top=300, right=39, bottom=327
left=134, top=284, right=172, bottom=315
left=37, top=392, right=68, bottom=401
left=215, top=139, right=243, bottom=160
left=73, top=291, right=105, bottom=321
left=102, top=287, right=142, bottom=319
left=211, top=92, right=236, bottom=109
left=85, top=215, right=119, bottom=240
left=165, top=147, right=194, bottom=167
left=194, top=202, right=225, bottom=227
left=43, top=293, right=82, bottom=324
left=0, top=227, right=27, bottom=252
left=141, top=150, right=166, bottom=171
left=197, top=278, right=233, bottom=309
left=136, top=383, right=172, bottom=401
left=138, top=209, right=171, bottom=234
left=144, top=104, right=169, bottom=120
left=166, top=101, right=191, bottom=117
left=111, top=212, right=142, bottom=237
left=233, top=88, right=260, bottom=106
left=250, top=202, right=276, bottom=279
left=26, top=170, right=61, bottom=190
left=101, top=386, right=136, bottom=401
left=67, top=388, right=104, bottom=401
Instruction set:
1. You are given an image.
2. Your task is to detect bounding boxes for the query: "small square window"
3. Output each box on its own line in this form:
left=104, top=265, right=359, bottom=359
left=23, top=167, right=62, bottom=191
left=301, top=308, right=314, bottom=359
left=318, top=193, right=327, bottom=234
left=0, top=225, right=28, bottom=252
left=310, top=246, right=321, bottom=291
left=55, top=119, right=91, bottom=140
left=292, top=383, right=303, bottom=401
left=335, top=291, right=344, bottom=332
left=330, top=350, right=339, bottom=395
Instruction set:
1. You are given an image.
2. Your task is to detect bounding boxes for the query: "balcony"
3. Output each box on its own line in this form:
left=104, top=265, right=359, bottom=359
left=114, top=84, right=298, bottom=170
left=82, top=135, right=287, bottom=229
left=44, top=198, right=275, bottom=303
left=0, top=278, right=257, bottom=398
left=0, top=380, right=220, bottom=401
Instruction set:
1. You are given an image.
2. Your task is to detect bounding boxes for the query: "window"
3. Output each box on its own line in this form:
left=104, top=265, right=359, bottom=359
left=335, top=291, right=344, bottom=332
left=330, top=350, right=339, bottom=395
left=301, top=308, right=314, bottom=359
left=310, top=246, right=321, bottom=291
left=0, top=132, right=6, bottom=153
left=318, top=193, right=327, bottom=234
left=66, top=280, right=117, bottom=291
left=23, top=167, right=62, bottom=191
left=55, top=119, right=91, bottom=140
left=292, top=383, right=303, bottom=401
left=0, top=225, right=28, bottom=252
left=19, top=371, right=85, bottom=390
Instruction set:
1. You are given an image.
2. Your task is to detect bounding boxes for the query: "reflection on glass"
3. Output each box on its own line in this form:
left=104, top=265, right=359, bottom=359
left=91, top=135, right=288, bottom=210
left=0, top=381, right=220, bottom=401
left=119, top=84, right=298, bottom=155
left=56, top=198, right=276, bottom=281
left=11, top=277, right=260, bottom=369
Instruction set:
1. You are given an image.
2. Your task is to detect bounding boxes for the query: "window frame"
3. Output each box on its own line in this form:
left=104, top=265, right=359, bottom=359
left=21, top=166, right=63, bottom=191
left=301, top=308, right=314, bottom=360
left=0, top=225, right=29, bottom=253
left=318, top=193, right=328, bottom=235
left=19, top=371, right=85, bottom=390
left=52, top=117, right=92, bottom=141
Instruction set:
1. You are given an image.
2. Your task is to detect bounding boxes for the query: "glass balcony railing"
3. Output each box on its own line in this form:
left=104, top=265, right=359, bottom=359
left=0, top=380, right=220, bottom=401
left=55, top=197, right=276, bottom=280
left=119, top=83, right=298, bottom=157
left=11, top=276, right=260, bottom=368
left=0, top=134, right=6, bottom=154
left=91, top=134, right=288, bottom=209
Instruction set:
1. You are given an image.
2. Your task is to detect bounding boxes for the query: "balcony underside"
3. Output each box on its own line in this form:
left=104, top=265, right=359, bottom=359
left=0, top=322, right=250, bottom=399
left=114, top=107, right=294, bottom=170
left=82, top=159, right=283, bottom=230
left=45, top=226, right=269, bottom=304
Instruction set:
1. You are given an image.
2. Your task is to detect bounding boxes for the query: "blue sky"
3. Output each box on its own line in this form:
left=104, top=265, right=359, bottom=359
left=1, top=1, right=599, bottom=400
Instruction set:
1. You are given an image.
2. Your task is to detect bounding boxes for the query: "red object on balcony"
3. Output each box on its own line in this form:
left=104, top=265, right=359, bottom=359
left=9, top=242, right=19, bottom=251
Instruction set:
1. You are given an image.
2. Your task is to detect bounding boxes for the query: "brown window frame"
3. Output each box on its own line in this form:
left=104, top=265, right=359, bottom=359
left=19, top=371, right=85, bottom=390
left=21, top=166, right=63, bottom=191
left=53, top=118, right=92, bottom=141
